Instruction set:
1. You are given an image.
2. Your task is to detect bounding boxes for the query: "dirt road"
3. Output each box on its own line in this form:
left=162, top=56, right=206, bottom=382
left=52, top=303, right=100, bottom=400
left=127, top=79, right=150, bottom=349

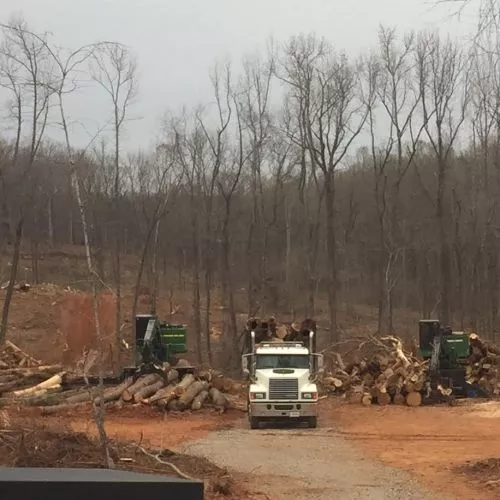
left=180, top=419, right=438, bottom=500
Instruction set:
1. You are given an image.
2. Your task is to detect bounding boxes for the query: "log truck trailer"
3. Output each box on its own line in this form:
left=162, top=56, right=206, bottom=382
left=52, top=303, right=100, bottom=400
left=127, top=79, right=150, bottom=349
left=242, top=329, right=324, bottom=429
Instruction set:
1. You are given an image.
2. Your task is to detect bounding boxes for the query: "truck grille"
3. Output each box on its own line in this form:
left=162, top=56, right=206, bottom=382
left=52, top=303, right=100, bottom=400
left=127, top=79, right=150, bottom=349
left=269, top=378, right=298, bottom=400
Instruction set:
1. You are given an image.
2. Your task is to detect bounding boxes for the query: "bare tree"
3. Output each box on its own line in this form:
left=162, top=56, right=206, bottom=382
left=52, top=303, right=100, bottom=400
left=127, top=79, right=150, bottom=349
left=40, top=35, right=116, bottom=467
left=416, top=31, right=470, bottom=324
left=238, top=52, right=274, bottom=315
left=0, top=18, right=55, bottom=344
left=196, top=63, right=233, bottom=364
left=279, top=34, right=373, bottom=341
left=172, top=109, right=207, bottom=364
left=91, top=43, right=138, bottom=363
left=371, top=26, right=429, bottom=332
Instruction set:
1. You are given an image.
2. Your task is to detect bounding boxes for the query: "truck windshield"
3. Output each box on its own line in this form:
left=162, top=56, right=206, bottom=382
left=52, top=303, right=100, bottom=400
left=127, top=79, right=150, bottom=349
left=256, top=355, right=309, bottom=369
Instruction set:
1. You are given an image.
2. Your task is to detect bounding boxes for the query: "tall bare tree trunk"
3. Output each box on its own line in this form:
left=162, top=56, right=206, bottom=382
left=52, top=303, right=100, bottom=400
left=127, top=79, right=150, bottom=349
left=324, top=171, right=338, bottom=342
left=0, top=215, right=24, bottom=344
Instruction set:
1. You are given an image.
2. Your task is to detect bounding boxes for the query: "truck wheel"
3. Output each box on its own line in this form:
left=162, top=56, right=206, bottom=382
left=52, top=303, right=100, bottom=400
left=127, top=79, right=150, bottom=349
left=249, top=417, right=260, bottom=429
left=307, top=417, right=317, bottom=429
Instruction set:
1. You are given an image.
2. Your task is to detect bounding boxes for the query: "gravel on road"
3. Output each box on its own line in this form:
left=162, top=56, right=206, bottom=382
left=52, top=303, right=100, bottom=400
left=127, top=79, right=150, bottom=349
left=180, top=422, right=444, bottom=500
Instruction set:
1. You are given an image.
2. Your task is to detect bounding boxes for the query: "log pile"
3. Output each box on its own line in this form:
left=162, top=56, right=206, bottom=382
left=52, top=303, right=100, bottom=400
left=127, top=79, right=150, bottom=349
left=320, top=335, right=429, bottom=407
left=322, top=332, right=500, bottom=404
left=467, top=333, right=500, bottom=396
left=0, top=357, right=246, bottom=415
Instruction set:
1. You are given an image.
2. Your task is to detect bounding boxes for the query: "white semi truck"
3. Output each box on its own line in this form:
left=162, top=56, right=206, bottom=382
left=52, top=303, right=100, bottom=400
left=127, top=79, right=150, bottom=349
left=242, top=329, right=324, bottom=429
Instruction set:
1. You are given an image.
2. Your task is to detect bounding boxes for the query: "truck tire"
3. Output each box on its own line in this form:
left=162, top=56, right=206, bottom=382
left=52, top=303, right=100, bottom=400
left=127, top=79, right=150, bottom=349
left=307, top=417, right=317, bottom=429
left=249, top=417, right=260, bottom=429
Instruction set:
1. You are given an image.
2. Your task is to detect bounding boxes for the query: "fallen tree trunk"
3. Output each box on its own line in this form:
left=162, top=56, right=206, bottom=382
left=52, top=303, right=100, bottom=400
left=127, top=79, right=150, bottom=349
left=40, top=401, right=90, bottom=414
left=209, top=387, right=228, bottom=411
left=174, top=374, right=195, bottom=396
left=0, top=365, right=62, bottom=376
left=177, top=381, right=207, bottom=411
left=165, top=369, right=179, bottom=385
left=375, top=389, right=390, bottom=406
left=94, top=377, right=135, bottom=405
left=166, top=398, right=180, bottom=412
left=122, top=374, right=161, bottom=402
left=21, top=387, right=84, bottom=407
left=191, top=390, right=209, bottom=411
left=224, top=393, right=247, bottom=412
left=22, top=385, right=62, bottom=398
left=211, top=375, right=241, bottom=394
left=145, top=383, right=177, bottom=405
left=0, top=380, right=30, bottom=394
left=133, top=379, right=165, bottom=403
left=0, top=371, right=67, bottom=394
left=392, top=391, right=405, bottom=405
left=13, top=372, right=65, bottom=397
left=64, top=388, right=101, bottom=405
left=0, top=374, right=18, bottom=384
left=406, top=391, right=422, bottom=407
left=361, top=393, right=372, bottom=406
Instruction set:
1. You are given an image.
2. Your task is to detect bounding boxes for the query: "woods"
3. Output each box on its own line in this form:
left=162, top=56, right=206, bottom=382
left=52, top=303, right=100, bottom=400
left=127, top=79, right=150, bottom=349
left=3, top=10, right=500, bottom=362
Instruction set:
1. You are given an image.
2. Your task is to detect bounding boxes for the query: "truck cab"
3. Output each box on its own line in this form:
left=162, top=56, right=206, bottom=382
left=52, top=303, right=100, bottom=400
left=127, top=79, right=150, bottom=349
left=242, top=330, right=323, bottom=429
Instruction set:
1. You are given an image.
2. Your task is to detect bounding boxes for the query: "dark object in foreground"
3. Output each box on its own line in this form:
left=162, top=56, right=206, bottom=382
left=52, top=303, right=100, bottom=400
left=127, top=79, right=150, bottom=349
left=0, top=467, right=204, bottom=500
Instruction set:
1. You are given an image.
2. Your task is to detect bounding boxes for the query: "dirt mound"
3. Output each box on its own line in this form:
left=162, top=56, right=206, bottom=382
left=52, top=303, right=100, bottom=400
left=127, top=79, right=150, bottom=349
left=60, top=291, right=117, bottom=370
left=0, top=425, right=240, bottom=498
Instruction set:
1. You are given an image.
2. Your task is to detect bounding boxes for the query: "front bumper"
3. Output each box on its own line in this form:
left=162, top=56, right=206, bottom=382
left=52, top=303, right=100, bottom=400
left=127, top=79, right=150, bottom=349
left=249, top=401, right=318, bottom=418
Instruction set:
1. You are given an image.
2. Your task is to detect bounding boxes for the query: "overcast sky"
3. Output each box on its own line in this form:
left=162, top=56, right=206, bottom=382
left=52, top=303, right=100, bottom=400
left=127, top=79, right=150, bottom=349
left=0, top=0, right=481, bottom=153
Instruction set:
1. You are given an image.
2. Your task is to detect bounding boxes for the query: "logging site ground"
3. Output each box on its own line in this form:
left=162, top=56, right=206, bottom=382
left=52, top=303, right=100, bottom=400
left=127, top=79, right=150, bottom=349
left=1, top=248, right=500, bottom=499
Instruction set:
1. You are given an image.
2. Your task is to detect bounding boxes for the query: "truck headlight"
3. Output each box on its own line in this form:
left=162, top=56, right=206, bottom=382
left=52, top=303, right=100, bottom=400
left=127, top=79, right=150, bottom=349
left=249, top=392, right=266, bottom=400
left=301, top=392, right=317, bottom=400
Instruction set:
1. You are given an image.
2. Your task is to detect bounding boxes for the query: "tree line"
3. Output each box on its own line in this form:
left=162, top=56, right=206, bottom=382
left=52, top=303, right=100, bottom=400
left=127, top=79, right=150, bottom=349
left=1, top=11, right=500, bottom=366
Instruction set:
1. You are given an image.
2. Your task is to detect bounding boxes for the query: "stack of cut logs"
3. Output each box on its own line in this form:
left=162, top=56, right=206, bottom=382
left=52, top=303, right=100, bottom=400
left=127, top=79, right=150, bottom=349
left=0, top=343, right=246, bottom=414
left=322, top=333, right=500, bottom=404
left=321, top=335, right=429, bottom=407
left=33, top=368, right=245, bottom=415
left=467, top=333, right=500, bottom=397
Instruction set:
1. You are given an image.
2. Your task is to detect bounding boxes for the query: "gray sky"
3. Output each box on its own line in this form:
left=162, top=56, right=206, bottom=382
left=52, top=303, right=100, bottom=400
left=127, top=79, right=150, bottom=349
left=0, top=0, right=480, bottom=153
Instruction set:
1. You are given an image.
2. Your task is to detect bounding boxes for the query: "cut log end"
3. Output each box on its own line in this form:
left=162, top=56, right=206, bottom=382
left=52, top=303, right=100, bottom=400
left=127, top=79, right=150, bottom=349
left=406, top=391, right=422, bottom=407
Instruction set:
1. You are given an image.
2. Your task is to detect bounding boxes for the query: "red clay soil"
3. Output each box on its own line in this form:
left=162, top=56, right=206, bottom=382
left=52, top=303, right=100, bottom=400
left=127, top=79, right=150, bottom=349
left=324, top=398, right=500, bottom=500
left=2, top=408, right=251, bottom=499
left=0, top=426, right=243, bottom=499
left=65, top=406, right=242, bottom=450
left=9, top=404, right=243, bottom=453
left=59, top=290, right=118, bottom=368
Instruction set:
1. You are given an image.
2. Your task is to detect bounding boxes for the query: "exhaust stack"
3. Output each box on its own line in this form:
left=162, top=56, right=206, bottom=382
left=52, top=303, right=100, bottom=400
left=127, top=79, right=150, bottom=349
left=309, top=330, right=315, bottom=372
